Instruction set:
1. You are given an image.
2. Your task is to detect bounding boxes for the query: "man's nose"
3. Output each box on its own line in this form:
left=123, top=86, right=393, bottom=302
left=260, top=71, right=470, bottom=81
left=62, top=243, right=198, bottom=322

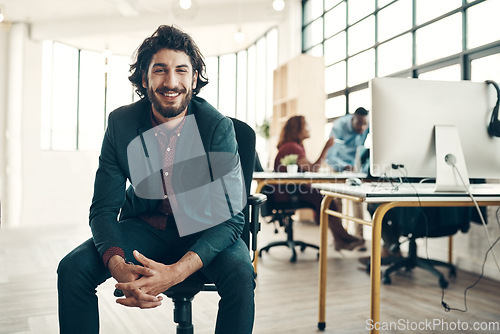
left=163, top=72, right=178, bottom=88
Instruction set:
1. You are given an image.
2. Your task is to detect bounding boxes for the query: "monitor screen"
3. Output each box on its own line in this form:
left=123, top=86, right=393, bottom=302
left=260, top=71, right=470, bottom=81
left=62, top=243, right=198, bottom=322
left=369, top=77, right=500, bottom=189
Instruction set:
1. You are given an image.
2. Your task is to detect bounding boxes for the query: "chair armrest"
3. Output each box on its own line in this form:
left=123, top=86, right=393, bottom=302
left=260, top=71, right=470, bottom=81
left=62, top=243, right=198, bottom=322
left=248, top=193, right=267, bottom=206
left=248, top=193, right=267, bottom=252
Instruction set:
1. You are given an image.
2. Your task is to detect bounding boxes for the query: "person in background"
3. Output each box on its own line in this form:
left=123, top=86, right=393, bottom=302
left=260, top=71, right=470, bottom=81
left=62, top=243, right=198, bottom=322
left=274, top=115, right=364, bottom=251
left=326, top=107, right=369, bottom=172
left=326, top=107, right=370, bottom=245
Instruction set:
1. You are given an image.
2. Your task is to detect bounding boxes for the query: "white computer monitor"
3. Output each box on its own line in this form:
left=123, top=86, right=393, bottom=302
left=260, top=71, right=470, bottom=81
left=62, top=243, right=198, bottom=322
left=370, top=77, right=500, bottom=192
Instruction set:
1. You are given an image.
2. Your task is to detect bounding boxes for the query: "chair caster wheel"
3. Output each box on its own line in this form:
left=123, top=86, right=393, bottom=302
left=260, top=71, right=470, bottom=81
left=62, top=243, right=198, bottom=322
left=449, top=267, right=457, bottom=279
left=300, top=245, right=306, bottom=252
left=383, top=275, right=392, bottom=285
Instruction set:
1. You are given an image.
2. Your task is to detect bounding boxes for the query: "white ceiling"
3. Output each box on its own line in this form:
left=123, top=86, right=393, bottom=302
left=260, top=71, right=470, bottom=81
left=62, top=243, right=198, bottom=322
left=0, top=0, right=289, bottom=56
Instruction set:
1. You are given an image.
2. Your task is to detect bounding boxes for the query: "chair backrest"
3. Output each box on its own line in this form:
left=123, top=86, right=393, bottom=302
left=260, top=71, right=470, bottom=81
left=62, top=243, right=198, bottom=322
left=259, top=184, right=312, bottom=218
left=254, top=152, right=264, bottom=173
left=386, top=207, right=471, bottom=238
left=230, top=117, right=256, bottom=248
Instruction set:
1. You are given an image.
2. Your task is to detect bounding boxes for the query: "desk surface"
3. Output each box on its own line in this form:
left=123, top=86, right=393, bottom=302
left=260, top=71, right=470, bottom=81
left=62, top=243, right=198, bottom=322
left=312, top=182, right=500, bottom=202
left=253, top=171, right=367, bottom=180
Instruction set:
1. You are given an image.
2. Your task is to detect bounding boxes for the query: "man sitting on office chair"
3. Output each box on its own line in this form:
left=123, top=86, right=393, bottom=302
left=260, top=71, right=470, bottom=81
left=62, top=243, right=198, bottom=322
left=326, top=107, right=370, bottom=247
left=273, top=115, right=363, bottom=251
left=57, top=25, right=255, bottom=334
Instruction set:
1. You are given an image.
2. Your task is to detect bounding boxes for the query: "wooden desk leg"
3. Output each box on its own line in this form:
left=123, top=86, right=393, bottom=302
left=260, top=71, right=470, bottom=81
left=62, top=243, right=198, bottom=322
left=369, top=203, right=393, bottom=334
left=318, top=196, right=333, bottom=331
left=253, top=250, right=259, bottom=274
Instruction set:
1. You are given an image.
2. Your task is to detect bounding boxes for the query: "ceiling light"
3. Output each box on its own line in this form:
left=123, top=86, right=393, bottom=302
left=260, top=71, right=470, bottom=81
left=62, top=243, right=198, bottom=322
left=179, top=0, right=192, bottom=10
left=272, top=0, right=285, bottom=12
left=103, top=49, right=112, bottom=59
left=234, top=29, right=245, bottom=43
left=0, top=6, right=5, bottom=23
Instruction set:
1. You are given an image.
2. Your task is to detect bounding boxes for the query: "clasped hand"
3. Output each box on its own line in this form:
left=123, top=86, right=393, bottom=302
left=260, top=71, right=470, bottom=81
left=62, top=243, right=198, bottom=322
left=111, top=250, right=180, bottom=309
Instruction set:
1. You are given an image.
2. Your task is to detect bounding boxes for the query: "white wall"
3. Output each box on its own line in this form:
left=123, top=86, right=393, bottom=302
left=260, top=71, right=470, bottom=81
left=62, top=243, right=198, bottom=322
left=1, top=25, right=98, bottom=228
left=0, top=29, right=7, bottom=226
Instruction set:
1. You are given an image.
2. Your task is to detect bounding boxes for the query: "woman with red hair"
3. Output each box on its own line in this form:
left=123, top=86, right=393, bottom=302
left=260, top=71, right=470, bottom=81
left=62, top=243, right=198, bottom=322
left=274, top=115, right=364, bottom=251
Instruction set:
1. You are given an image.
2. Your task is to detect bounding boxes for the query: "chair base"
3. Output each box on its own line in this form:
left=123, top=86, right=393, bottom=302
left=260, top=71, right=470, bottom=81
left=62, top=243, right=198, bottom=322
left=171, top=295, right=195, bottom=334
left=164, top=277, right=206, bottom=334
left=260, top=239, right=319, bottom=262
left=382, top=239, right=457, bottom=289
left=259, top=214, right=319, bottom=262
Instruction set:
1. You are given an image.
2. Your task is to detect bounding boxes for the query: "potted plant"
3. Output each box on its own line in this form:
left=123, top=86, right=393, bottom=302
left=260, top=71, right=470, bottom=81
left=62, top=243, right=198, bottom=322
left=280, top=154, right=299, bottom=173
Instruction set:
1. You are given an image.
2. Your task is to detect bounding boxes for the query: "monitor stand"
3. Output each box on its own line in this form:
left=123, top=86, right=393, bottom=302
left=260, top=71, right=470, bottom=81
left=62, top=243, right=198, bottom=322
left=434, top=125, right=470, bottom=192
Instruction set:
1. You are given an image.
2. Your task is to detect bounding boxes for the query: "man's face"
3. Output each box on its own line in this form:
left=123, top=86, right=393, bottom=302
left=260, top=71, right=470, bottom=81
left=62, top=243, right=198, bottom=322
left=143, top=48, right=198, bottom=119
left=352, top=115, right=368, bottom=134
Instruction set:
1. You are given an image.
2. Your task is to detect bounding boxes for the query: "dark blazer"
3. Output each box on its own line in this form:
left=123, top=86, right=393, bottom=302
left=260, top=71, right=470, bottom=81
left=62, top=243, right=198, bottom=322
left=89, top=96, right=245, bottom=267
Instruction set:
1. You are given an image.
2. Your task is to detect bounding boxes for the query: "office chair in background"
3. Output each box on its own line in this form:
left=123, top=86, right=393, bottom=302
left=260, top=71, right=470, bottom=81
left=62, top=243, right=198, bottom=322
left=115, top=118, right=266, bottom=334
left=366, top=205, right=473, bottom=288
left=255, top=154, right=319, bottom=263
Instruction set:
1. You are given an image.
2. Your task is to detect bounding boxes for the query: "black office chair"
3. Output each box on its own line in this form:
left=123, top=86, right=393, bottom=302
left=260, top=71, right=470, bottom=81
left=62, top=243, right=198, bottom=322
left=115, top=118, right=266, bottom=334
left=369, top=206, right=473, bottom=288
left=256, top=154, right=319, bottom=262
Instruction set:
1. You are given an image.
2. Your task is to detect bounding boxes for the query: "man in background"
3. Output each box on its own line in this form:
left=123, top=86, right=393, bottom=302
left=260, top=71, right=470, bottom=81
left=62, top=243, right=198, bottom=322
left=326, top=107, right=369, bottom=172
left=326, top=107, right=369, bottom=243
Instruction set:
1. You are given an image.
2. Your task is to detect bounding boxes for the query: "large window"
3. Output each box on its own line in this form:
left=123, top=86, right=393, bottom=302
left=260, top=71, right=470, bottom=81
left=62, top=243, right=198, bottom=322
left=41, top=42, right=133, bottom=151
left=302, top=0, right=500, bottom=124
left=198, top=28, right=278, bottom=130
left=42, top=28, right=278, bottom=151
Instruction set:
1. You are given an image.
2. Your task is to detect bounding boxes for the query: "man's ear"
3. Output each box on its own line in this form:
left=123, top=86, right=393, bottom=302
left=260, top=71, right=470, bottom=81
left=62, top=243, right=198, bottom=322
left=142, top=74, right=148, bottom=89
left=192, top=70, right=198, bottom=90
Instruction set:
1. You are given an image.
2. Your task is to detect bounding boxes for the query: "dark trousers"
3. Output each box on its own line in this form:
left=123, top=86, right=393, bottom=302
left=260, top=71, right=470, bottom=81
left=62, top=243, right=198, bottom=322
left=57, top=218, right=256, bottom=334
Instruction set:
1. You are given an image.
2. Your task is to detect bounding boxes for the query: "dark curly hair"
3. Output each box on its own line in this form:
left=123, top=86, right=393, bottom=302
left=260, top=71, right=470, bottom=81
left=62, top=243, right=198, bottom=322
left=128, top=25, right=209, bottom=98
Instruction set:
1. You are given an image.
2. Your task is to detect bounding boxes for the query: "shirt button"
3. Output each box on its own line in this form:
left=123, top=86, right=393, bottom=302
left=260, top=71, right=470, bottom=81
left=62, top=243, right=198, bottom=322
left=177, top=133, right=180, bottom=137
left=167, top=147, right=171, bottom=152
left=155, top=133, right=158, bottom=137
left=164, top=171, right=169, bottom=176
left=163, top=195, right=168, bottom=199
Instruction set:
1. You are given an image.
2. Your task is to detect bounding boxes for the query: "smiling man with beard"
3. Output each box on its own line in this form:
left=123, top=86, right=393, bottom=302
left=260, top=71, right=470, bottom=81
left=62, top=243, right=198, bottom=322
left=57, top=25, right=255, bottom=334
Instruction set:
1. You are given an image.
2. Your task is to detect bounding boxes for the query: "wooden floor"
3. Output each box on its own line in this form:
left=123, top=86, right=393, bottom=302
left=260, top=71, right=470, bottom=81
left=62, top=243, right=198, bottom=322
left=1, top=219, right=499, bottom=334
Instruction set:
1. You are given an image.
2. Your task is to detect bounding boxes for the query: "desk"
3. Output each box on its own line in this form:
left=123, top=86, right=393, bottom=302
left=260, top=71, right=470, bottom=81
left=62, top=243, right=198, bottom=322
left=253, top=171, right=367, bottom=193
left=251, top=171, right=367, bottom=270
left=312, top=182, right=500, bottom=334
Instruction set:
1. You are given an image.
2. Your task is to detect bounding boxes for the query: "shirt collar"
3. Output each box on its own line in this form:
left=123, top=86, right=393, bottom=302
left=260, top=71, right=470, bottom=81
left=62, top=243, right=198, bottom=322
left=150, top=107, right=187, bottom=137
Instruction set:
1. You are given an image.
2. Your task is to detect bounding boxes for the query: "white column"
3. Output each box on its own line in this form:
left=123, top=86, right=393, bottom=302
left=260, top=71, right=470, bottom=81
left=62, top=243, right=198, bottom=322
left=3, top=23, right=26, bottom=227
left=0, top=30, right=6, bottom=226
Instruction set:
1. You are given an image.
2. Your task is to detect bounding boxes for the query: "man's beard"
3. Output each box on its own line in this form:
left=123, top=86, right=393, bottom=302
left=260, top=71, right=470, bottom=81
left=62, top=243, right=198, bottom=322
left=147, top=86, right=192, bottom=119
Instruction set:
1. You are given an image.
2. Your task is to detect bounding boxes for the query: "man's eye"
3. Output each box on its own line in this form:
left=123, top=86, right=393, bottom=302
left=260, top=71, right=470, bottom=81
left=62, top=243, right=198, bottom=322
left=154, top=69, right=165, bottom=73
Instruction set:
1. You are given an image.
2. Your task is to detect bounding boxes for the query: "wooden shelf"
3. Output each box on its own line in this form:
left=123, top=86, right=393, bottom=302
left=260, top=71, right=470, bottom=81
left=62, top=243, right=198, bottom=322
left=270, top=54, right=326, bottom=166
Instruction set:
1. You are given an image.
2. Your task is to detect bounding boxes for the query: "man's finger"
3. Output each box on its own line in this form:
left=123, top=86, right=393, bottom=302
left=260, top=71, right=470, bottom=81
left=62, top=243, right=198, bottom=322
left=115, top=283, right=161, bottom=302
left=133, top=250, right=153, bottom=267
left=131, top=264, right=156, bottom=277
left=130, top=287, right=161, bottom=302
left=115, top=282, right=140, bottom=292
left=116, top=296, right=163, bottom=309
